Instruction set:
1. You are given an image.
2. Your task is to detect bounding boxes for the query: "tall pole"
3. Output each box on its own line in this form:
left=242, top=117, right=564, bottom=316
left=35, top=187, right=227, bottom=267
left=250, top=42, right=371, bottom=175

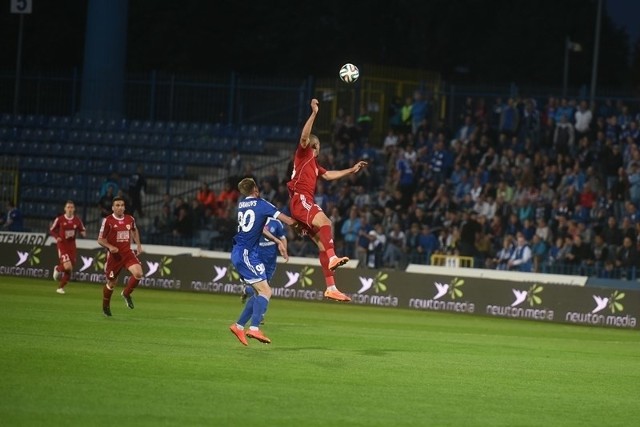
left=563, top=36, right=569, bottom=98
left=13, top=14, right=24, bottom=115
left=589, top=0, right=603, bottom=110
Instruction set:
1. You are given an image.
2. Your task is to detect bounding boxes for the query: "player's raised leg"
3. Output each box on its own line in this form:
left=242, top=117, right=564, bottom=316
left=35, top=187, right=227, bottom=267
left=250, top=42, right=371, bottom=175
left=245, top=280, right=272, bottom=344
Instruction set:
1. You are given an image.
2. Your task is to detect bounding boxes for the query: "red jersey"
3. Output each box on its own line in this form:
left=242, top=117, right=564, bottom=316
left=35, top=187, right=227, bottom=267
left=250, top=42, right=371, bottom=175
left=287, top=144, right=327, bottom=198
left=98, top=214, right=137, bottom=254
left=49, top=214, right=85, bottom=249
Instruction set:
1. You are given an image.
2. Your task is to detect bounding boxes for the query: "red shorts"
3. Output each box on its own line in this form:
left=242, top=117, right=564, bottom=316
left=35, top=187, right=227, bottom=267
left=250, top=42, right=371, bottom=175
left=104, top=250, right=141, bottom=281
left=289, top=192, right=322, bottom=235
left=57, top=244, right=77, bottom=266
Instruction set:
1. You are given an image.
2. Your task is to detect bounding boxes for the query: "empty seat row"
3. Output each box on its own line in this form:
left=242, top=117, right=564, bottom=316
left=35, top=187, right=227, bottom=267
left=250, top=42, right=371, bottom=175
left=0, top=113, right=297, bottom=140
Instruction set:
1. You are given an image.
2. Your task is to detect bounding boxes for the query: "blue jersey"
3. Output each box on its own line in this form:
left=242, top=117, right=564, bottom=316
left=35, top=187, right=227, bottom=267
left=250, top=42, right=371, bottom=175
left=231, top=196, right=281, bottom=284
left=258, top=218, right=285, bottom=262
left=259, top=218, right=285, bottom=282
left=232, top=197, right=280, bottom=251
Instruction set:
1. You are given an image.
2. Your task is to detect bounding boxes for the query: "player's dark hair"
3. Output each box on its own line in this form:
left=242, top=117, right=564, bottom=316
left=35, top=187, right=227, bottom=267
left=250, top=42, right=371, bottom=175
left=112, top=196, right=126, bottom=205
left=65, top=200, right=74, bottom=206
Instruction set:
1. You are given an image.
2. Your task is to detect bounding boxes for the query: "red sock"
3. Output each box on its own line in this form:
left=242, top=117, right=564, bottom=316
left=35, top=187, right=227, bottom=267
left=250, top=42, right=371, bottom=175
left=59, top=271, right=71, bottom=289
left=317, top=225, right=336, bottom=259
left=124, top=276, right=140, bottom=297
left=102, top=285, right=113, bottom=308
left=318, top=251, right=335, bottom=288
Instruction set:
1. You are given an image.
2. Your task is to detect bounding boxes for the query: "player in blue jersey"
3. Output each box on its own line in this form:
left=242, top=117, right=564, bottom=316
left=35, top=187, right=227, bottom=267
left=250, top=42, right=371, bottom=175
left=240, top=217, right=287, bottom=324
left=229, top=177, right=297, bottom=346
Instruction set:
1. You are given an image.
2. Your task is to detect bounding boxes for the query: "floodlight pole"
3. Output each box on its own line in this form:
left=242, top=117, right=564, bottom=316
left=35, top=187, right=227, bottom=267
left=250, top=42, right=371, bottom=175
left=589, top=0, right=603, bottom=110
left=13, top=14, right=24, bottom=115
left=563, top=37, right=569, bottom=98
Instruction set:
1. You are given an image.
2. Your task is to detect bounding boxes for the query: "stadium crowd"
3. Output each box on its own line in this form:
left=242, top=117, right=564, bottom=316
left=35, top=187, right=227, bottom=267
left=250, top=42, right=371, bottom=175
left=92, top=92, right=640, bottom=280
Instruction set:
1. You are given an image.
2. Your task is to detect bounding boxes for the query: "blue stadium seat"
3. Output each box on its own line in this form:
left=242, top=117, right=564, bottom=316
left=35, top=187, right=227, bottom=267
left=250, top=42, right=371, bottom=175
left=71, top=117, right=84, bottom=129
left=0, top=114, right=12, bottom=126
left=0, top=127, right=17, bottom=140
left=25, top=115, right=45, bottom=127
left=129, top=120, right=143, bottom=132
left=0, top=140, right=17, bottom=154
left=241, top=138, right=265, bottom=154
left=82, top=117, right=95, bottom=129
left=137, top=133, right=150, bottom=146
left=188, top=122, right=200, bottom=134
left=172, top=164, right=186, bottom=177
left=153, top=121, right=165, bottom=133
left=176, top=122, right=189, bottom=134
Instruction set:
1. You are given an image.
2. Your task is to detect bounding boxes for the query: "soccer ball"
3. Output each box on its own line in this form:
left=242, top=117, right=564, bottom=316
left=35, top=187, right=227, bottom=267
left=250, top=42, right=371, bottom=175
left=339, top=63, right=360, bottom=83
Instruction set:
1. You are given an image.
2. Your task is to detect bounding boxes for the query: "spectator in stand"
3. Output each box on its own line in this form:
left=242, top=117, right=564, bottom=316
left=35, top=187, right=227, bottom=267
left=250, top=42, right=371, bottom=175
left=99, top=172, right=120, bottom=198
left=565, top=234, right=591, bottom=275
left=98, top=185, right=116, bottom=217
left=499, top=98, right=519, bottom=137
left=366, top=223, right=386, bottom=268
left=217, top=180, right=240, bottom=214
left=260, top=180, right=277, bottom=204
left=418, top=224, right=440, bottom=264
left=574, top=100, right=593, bottom=140
left=411, top=90, right=428, bottom=135
left=531, top=234, right=548, bottom=272
left=491, top=235, right=514, bottom=270
left=621, top=120, right=639, bottom=145
left=196, top=182, right=217, bottom=212
left=553, top=114, right=575, bottom=156
left=226, top=148, right=243, bottom=186
left=602, top=142, right=624, bottom=191
left=404, top=222, right=422, bottom=263
left=605, top=115, right=620, bottom=144
left=459, top=210, right=481, bottom=258
left=356, top=106, right=373, bottom=144
left=356, top=213, right=373, bottom=266
left=336, top=115, right=359, bottom=147
left=127, top=165, right=147, bottom=217
left=340, top=206, right=361, bottom=258
left=1, top=200, right=24, bottom=231
left=455, top=115, right=476, bottom=144
left=627, top=163, right=640, bottom=207
left=153, top=204, right=174, bottom=236
left=172, top=205, right=194, bottom=240
left=554, top=98, right=574, bottom=124
left=383, top=223, right=406, bottom=269
left=588, top=234, right=610, bottom=276
left=615, top=236, right=638, bottom=279
left=507, top=233, right=533, bottom=272
left=383, top=129, right=399, bottom=152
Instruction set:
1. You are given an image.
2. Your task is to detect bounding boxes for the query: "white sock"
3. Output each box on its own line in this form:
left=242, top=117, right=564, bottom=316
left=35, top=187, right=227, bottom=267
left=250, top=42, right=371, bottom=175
left=249, top=326, right=259, bottom=331
left=327, top=285, right=337, bottom=292
left=235, top=324, right=244, bottom=330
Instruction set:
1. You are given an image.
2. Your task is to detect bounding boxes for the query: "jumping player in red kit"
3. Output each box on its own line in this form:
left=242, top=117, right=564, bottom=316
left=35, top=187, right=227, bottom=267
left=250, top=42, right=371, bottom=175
left=97, top=197, right=144, bottom=317
left=50, top=200, right=86, bottom=294
left=287, top=99, right=367, bottom=302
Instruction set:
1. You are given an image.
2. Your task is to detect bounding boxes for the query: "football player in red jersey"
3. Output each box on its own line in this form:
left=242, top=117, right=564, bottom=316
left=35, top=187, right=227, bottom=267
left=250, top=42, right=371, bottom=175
left=97, top=197, right=144, bottom=317
left=50, top=200, right=86, bottom=294
left=287, top=99, right=367, bottom=302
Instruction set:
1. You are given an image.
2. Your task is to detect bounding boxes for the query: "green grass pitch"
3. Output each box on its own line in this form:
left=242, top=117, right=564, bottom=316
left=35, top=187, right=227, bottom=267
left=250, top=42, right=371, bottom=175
left=1, top=277, right=639, bottom=426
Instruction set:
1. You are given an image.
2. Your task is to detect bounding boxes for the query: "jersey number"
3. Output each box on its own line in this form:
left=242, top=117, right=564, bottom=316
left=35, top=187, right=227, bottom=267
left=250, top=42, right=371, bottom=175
left=238, top=209, right=256, bottom=232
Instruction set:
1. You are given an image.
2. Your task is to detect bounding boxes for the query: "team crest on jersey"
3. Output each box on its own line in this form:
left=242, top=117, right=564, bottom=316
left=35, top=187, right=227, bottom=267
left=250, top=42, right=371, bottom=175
left=126, top=224, right=131, bottom=230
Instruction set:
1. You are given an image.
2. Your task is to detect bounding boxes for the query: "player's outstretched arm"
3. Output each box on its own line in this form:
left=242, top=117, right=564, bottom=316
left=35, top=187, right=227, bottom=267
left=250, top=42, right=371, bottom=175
left=321, top=160, right=368, bottom=181
left=300, top=99, right=319, bottom=149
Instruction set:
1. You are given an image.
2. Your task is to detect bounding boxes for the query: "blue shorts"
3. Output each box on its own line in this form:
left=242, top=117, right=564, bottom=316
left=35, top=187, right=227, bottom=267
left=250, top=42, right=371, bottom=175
left=231, top=247, right=267, bottom=284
